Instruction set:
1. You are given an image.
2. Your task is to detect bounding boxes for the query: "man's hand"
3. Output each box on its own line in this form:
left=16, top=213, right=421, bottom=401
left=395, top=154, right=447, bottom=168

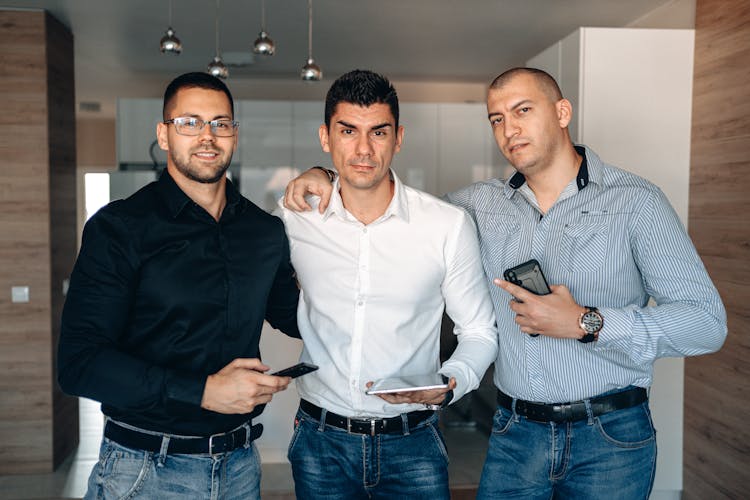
left=283, top=167, right=335, bottom=213
left=365, top=377, right=457, bottom=406
left=493, top=279, right=587, bottom=339
left=201, top=358, right=292, bottom=414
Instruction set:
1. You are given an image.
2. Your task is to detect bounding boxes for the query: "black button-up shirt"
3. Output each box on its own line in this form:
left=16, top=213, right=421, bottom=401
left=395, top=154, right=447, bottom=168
left=58, top=171, right=300, bottom=436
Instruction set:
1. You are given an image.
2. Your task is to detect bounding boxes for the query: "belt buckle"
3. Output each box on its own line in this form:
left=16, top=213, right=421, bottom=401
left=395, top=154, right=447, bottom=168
left=345, top=417, right=378, bottom=436
left=208, top=432, right=225, bottom=455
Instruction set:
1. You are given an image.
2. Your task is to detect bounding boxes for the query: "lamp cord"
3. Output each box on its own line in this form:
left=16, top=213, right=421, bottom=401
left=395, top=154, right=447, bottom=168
left=307, top=0, right=313, bottom=60
left=215, top=0, right=221, bottom=57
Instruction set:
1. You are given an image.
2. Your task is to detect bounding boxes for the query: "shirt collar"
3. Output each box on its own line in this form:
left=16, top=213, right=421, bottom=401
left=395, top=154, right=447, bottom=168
left=157, top=169, right=244, bottom=219
left=503, top=144, right=598, bottom=198
left=323, top=169, right=409, bottom=223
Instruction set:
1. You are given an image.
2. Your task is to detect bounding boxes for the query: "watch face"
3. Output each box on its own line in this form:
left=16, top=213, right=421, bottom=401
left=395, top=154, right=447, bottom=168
left=581, top=311, right=603, bottom=333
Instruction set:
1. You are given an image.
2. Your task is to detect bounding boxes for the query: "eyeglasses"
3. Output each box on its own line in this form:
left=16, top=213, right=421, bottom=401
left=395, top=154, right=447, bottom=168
left=163, top=117, right=239, bottom=137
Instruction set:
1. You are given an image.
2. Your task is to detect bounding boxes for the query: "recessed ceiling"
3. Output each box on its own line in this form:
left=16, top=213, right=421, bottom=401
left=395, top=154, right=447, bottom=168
left=2, top=0, right=687, bottom=115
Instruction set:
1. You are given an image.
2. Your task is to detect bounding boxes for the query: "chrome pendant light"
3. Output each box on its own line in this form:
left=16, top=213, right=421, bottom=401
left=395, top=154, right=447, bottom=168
left=159, top=0, right=182, bottom=54
left=207, top=0, right=229, bottom=79
left=300, top=0, right=322, bottom=81
left=252, top=0, right=275, bottom=56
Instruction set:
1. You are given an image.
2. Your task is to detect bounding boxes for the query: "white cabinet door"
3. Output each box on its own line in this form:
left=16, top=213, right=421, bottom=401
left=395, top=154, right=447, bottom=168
left=292, top=101, right=330, bottom=170
left=238, top=100, right=293, bottom=169
left=527, top=28, right=695, bottom=497
left=116, top=98, right=163, bottom=167
left=237, top=101, right=294, bottom=211
left=437, top=103, right=496, bottom=196
left=391, top=103, right=439, bottom=195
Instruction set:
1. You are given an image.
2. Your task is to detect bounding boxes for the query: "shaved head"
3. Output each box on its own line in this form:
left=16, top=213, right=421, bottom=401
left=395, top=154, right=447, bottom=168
left=490, top=67, right=563, bottom=103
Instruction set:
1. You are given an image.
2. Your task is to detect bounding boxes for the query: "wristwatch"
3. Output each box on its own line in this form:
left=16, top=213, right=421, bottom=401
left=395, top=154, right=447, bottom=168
left=578, top=306, right=603, bottom=343
left=311, top=165, right=337, bottom=183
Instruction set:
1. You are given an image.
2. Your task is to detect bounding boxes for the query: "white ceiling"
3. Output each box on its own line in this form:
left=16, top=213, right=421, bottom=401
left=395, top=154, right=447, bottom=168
left=2, top=0, right=690, bottom=116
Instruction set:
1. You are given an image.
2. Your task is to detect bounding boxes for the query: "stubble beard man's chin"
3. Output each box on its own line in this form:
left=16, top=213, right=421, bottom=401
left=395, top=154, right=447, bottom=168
left=172, top=152, right=232, bottom=184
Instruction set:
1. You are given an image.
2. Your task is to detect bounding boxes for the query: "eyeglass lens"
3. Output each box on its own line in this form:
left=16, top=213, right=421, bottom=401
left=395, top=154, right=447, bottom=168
left=170, top=117, right=237, bottom=137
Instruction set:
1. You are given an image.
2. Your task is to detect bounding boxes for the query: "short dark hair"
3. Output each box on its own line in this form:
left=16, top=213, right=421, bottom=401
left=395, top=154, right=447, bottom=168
left=489, top=67, right=563, bottom=102
left=162, top=72, right=234, bottom=120
left=324, top=70, right=399, bottom=128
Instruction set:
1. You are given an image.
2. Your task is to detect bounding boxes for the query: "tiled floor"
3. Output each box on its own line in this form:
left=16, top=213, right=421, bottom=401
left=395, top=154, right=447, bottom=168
left=0, top=399, right=488, bottom=499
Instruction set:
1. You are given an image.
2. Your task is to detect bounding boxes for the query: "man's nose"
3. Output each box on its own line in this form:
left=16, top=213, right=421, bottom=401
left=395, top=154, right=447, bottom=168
left=198, top=121, right=217, bottom=141
left=503, top=117, right=519, bottom=139
left=356, top=134, right=374, bottom=156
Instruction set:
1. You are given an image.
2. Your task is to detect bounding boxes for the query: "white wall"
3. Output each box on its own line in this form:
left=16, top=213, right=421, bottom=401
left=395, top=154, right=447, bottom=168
left=528, top=28, right=695, bottom=500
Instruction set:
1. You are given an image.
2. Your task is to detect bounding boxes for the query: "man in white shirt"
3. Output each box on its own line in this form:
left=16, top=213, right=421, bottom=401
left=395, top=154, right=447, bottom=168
left=275, top=69, right=498, bottom=499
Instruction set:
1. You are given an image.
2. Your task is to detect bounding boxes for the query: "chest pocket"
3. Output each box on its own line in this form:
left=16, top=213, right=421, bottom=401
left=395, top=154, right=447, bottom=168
left=478, top=213, right=521, bottom=272
left=561, top=218, right=609, bottom=272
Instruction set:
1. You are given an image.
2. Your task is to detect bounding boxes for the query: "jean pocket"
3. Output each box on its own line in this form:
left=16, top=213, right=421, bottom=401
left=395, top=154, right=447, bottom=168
left=287, top=413, right=306, bottom=461
left=100, top=442, right=153, bottom=499
left=426, top=423, right=450, bottom=464
left=490, top=406, right=515, bottom=436
left=595, top=403, right=655, bottom=448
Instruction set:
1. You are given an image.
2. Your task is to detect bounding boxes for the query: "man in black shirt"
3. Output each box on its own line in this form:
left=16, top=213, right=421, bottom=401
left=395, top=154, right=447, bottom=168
left=58, top=72, right=300, bottom=499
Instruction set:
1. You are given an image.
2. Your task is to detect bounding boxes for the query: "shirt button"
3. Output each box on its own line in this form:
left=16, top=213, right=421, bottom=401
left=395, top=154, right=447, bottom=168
left=362, top=228, right=367, bottom=234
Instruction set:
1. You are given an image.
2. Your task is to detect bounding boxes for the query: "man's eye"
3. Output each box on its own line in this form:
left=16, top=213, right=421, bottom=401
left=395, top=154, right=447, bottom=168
left=342, top=129, right=353, bottom=135
left=491, top=117, right=503, bottom=125
left=373, top=130, right=386, bottom=137
left=183, top=119, right=201, bottom=128
left=519, top=107, right=530, bottom=113
left=213, top=121, right=230, bottom=129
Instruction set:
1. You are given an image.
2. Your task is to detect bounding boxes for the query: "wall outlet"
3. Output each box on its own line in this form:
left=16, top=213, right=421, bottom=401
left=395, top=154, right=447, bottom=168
left=11, top=286, right=29, bottom=303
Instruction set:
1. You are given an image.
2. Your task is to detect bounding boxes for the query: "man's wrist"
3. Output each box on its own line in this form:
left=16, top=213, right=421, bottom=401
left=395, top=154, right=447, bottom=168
left=310, top=166, right=336, bottom=183
left=440, top=375, right=453, bottom=408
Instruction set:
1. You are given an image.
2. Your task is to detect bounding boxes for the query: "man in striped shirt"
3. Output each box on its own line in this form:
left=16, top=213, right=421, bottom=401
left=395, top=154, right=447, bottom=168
left=284, top=67, right=727, bottom=499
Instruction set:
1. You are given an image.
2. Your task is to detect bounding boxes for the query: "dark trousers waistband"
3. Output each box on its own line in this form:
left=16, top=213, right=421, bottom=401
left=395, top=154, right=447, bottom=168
left=299, top=399, right=434, bottom=436
left=497, top=387, right=648, bottom=423
left=104, top=420, right=263, bottom=455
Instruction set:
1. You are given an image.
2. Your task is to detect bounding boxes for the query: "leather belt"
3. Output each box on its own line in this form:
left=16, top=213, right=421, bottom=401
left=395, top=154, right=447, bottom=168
left=497, top=386, right=648, bottom=423
left=300, top=399, right=434, bottom=436
left=104, top=420, right=263, bottom=455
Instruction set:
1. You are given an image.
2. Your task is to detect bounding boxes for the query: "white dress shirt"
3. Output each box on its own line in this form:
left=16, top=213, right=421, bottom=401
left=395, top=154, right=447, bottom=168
left=276, top=171, right=498, bottom=418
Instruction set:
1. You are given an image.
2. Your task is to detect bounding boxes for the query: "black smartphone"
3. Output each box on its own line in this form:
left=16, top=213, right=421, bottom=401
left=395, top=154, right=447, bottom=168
left=503, top=259, right=551, bottom=338
left=503, top=259, right=551, bottom=297
left=271, top=362, right=319, bottom=378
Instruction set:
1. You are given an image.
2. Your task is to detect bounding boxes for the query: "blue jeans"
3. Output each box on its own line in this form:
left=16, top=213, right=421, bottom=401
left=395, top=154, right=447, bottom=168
left=84, top=436, right=261, bottom=499
left=287, top=407, right=450, bottom=500
left=477, top=396, right=657, bottom=499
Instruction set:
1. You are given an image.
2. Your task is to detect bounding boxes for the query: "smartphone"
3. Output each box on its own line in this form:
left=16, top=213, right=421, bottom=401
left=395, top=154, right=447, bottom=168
left=503, top=259, right=551, bottom=297
left=271, top=362, right=319, bottom=378
left=365, top=373, right=448, bottom=395
left=503, top=259, right=551, bottom=337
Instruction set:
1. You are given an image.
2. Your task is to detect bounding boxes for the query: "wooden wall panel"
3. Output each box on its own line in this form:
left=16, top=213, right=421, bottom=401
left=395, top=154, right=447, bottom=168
left=0, top=9, right=78, bottom=473
left=684, top=0, right=750, bottom=498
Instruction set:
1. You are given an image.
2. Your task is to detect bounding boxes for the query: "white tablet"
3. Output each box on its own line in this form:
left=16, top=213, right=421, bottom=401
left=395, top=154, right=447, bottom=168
left=365, top=373, right=448, bottom=395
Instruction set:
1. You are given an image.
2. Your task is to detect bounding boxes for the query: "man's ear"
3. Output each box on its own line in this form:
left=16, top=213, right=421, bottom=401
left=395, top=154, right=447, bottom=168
left=556, top=98, right=573, bottom=129
left=319, top=124, right=330, bottom=153
left=156, top=122, right=169, bottom=151
left=394, top=125, right=404, bottom=154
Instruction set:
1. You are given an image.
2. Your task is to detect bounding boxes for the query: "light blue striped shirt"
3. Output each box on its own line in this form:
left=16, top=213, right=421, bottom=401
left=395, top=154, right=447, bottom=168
left=446, top=145, right=727, bottom=403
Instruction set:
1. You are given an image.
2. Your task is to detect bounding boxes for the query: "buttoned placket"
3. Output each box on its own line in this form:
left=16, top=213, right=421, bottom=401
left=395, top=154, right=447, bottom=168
left=517, top=180, right=583, bottom=401
left=348, top=221, right=371, bottom=407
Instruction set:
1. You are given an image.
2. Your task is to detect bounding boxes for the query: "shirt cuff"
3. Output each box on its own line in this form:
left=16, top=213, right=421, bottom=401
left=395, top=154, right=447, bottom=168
left=596, top=306, right=635, bottom=351
left=165, top=372, right=207, bottom=409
